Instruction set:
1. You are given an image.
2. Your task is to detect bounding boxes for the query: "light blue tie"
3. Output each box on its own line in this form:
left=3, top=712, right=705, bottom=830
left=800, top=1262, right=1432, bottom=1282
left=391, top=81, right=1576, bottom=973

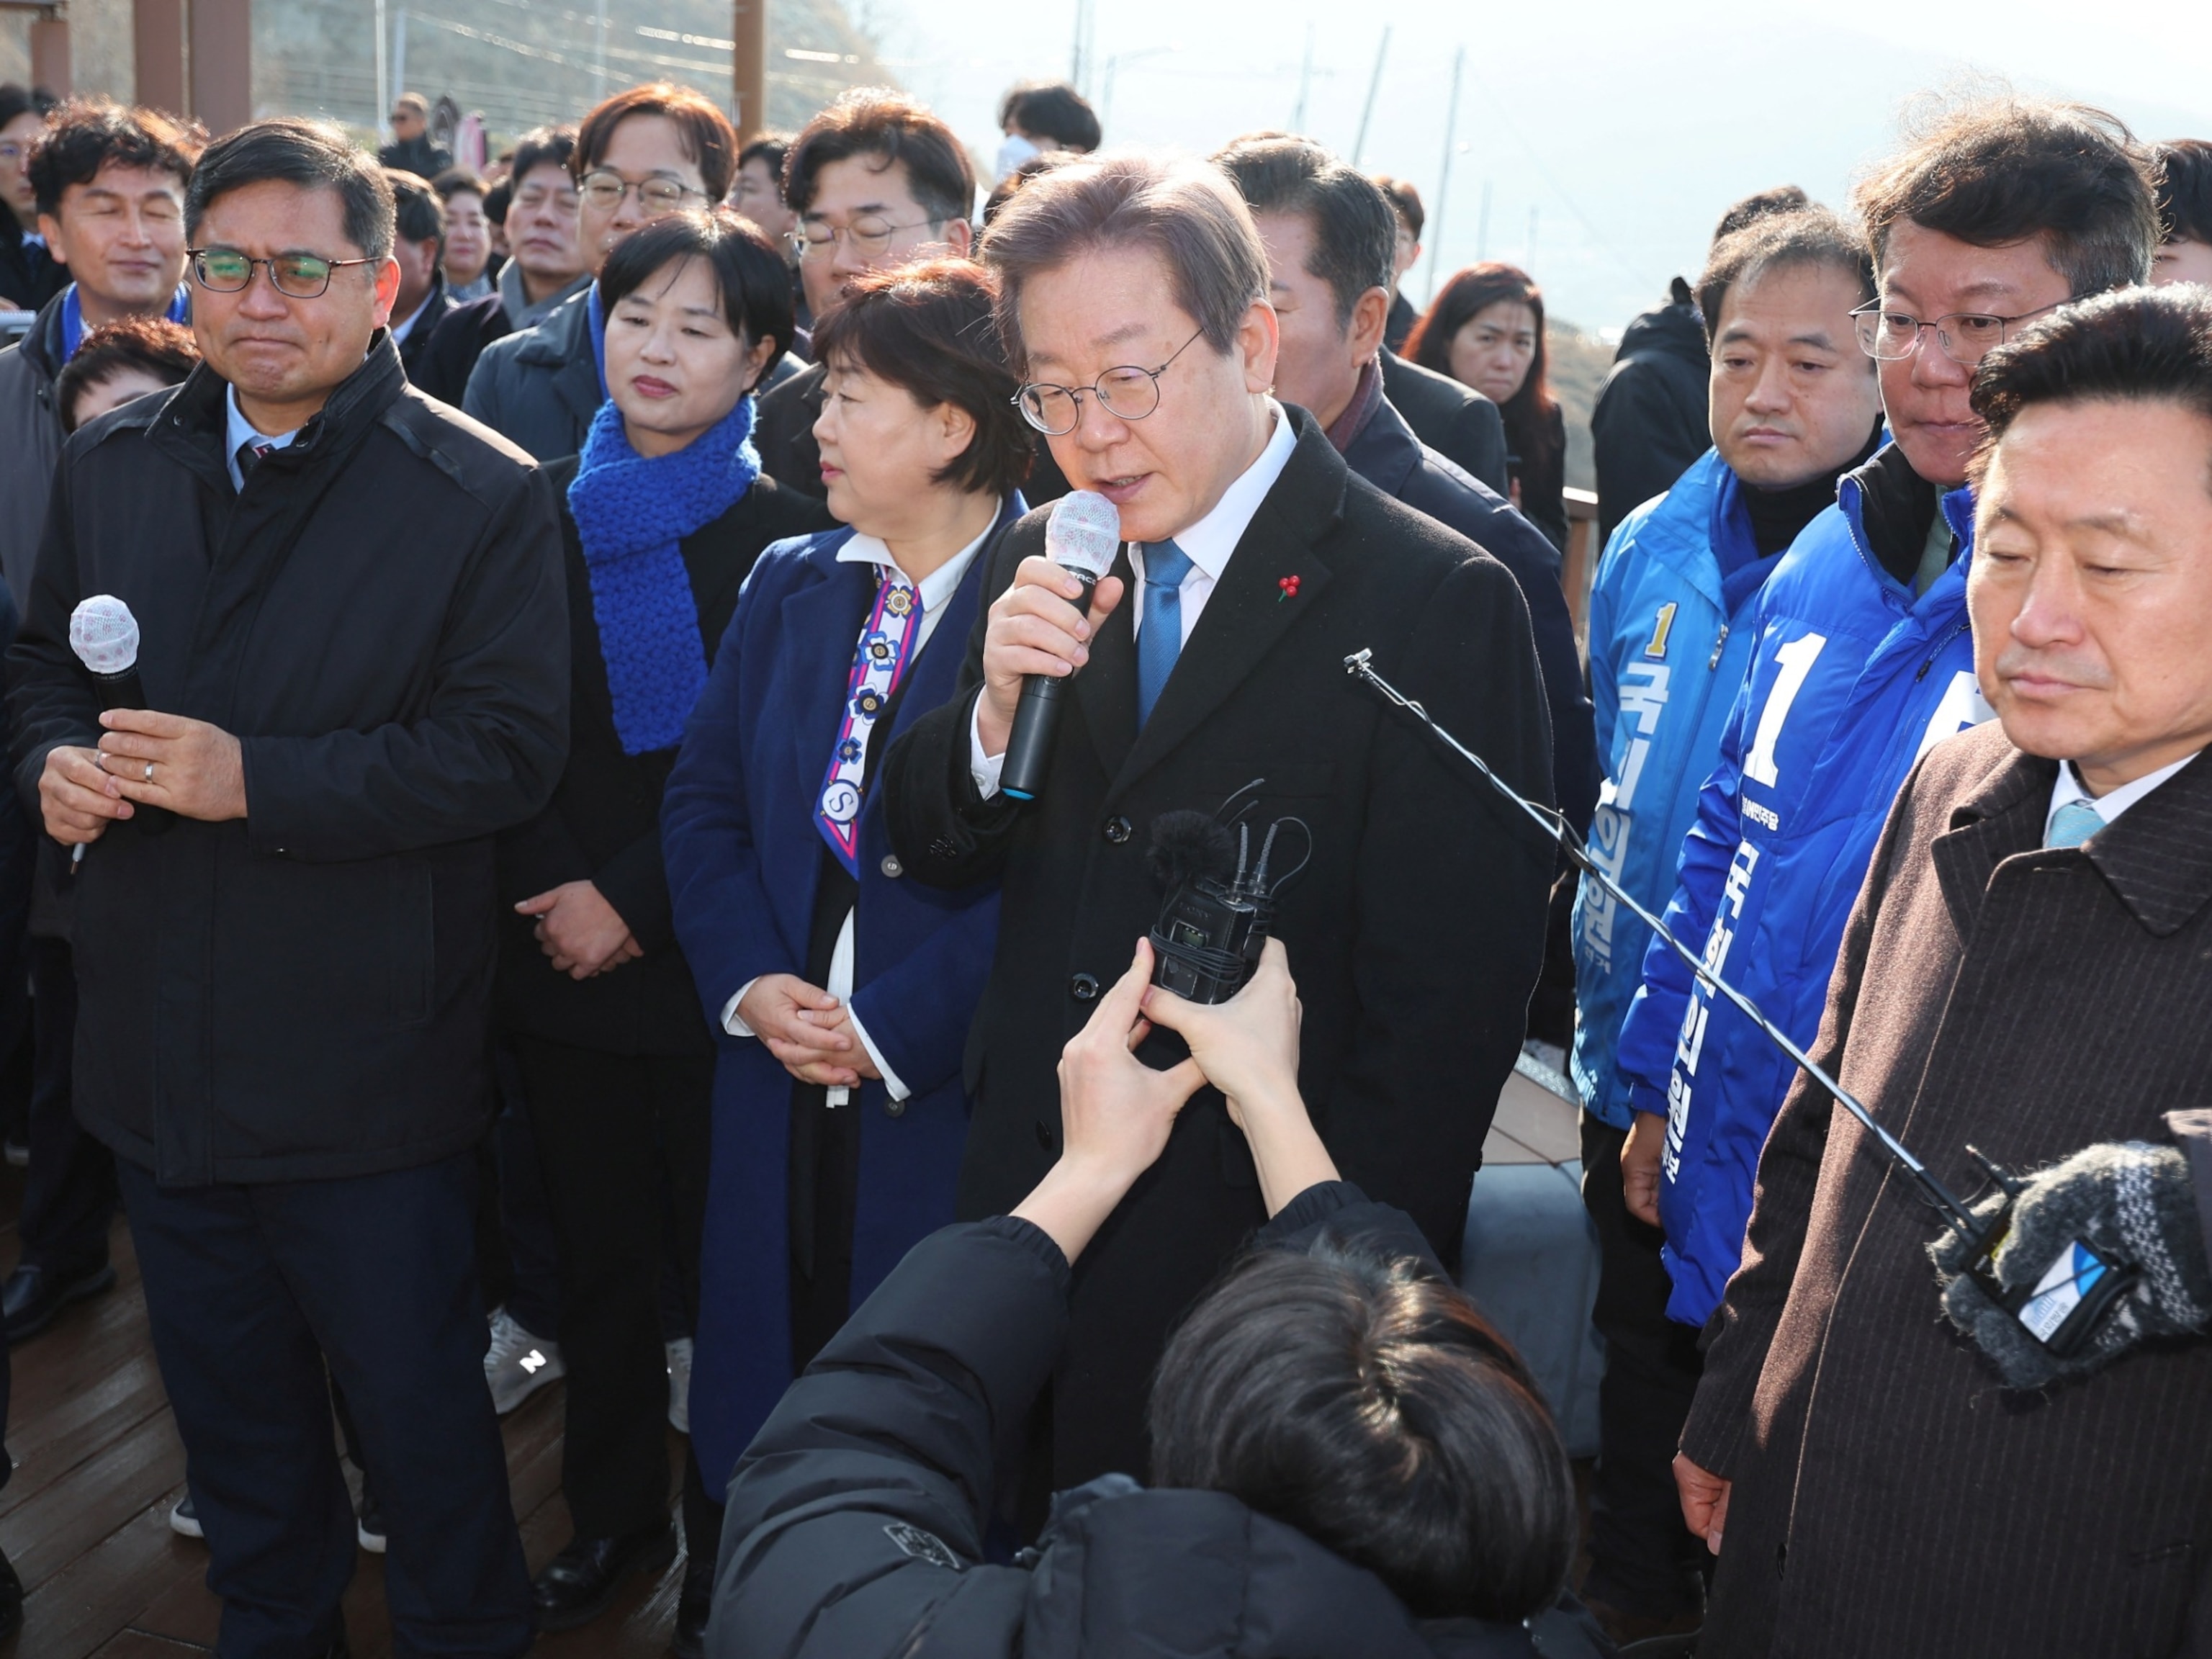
left=1136, top=538, right=1194, bottom=726
left=2047, top=799, right=2104, bottom=848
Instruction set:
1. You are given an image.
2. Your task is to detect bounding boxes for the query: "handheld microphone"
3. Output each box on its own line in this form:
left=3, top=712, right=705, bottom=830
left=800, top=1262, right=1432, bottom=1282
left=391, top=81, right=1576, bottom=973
left=70, top=593, right=144, bottom=711
left=1000, top=490, right=1121, bottom=802
left=68, top=594, right=168, bottom=857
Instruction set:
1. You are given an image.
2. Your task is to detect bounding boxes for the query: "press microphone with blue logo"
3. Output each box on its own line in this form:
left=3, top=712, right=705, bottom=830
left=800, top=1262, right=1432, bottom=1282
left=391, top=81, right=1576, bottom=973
left=1000, top=490, right=1121, bottom=802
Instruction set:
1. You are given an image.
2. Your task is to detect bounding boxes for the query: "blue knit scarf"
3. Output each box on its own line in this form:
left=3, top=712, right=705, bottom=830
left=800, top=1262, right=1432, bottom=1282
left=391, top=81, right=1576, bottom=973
left=567, top=392, right=761, bottom=754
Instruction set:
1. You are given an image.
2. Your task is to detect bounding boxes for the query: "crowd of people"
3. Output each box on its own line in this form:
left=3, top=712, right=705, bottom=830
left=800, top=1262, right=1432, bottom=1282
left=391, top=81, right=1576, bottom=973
left=0, top=57, right=2207, bottom=1659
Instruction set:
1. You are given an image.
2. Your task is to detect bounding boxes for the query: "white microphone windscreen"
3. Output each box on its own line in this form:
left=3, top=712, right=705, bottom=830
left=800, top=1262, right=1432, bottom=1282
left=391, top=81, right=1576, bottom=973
left=1043, top=490, right=1122, bottom=580
left=69, top=594, right=140, bottom=675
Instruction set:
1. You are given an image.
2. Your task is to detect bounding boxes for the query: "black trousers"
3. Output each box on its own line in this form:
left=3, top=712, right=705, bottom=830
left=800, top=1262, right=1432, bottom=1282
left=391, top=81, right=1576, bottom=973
left=512, top=1036, right=714, bottom=1548
left=1579, top=1112, right=1709, bottom=1619
left=19, top=936, right=117, bottom=1276
left=117, top=1151, right=531, bottom=1659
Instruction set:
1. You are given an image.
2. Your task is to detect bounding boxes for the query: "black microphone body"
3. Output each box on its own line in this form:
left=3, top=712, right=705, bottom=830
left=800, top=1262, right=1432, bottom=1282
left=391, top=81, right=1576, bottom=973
left=92, top=666, right=145, bottom=713
left=89, top=665, right=171, bottom=836
left=1000, top=567, right=1097, bottom=801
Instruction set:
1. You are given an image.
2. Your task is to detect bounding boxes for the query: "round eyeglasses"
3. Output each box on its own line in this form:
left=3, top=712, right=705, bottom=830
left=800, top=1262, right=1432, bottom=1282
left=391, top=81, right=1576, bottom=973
left=1848, top=299, right=2064, bottom=368
left=189, top=246, right=378, bottom=299
left=1013, top=325, right=1207, bottom=436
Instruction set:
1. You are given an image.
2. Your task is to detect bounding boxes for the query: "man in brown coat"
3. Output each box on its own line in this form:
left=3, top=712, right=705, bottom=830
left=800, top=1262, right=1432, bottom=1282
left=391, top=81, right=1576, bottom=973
left=1673, top=284, right=2212, bottom=1656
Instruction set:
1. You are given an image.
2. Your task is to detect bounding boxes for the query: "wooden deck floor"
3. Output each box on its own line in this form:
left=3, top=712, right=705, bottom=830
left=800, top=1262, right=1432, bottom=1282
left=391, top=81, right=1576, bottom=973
left=0, top=1167, right=689, bottom=1659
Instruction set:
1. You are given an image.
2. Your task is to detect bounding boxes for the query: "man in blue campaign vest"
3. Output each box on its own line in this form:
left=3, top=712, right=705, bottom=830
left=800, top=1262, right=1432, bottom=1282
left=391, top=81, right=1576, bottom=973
left=1611, top=99, right=2159, bottom=1339
left=1568, top=206, right=1881, bottom=1645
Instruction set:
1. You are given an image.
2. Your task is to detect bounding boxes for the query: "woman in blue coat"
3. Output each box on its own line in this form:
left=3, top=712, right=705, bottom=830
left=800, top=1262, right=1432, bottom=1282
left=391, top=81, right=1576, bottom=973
left=662, top=258, right=1027, bottom=1504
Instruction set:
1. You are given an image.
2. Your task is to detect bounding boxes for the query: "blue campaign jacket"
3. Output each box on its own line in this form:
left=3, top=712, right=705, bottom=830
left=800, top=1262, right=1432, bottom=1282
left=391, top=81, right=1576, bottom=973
left=1570, top=449, right=1776, bottom=1129
left=1612, top=447, right=1992, bottom=1326
left=662, top=505, right=1013, bottom=1488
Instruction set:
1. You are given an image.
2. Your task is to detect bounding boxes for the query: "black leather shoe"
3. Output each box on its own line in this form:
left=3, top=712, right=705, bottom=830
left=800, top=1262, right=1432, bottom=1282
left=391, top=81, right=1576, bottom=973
left=532, top=1521, right=678, bottom=1632
left=3, top=1260, right=117, bottom=1342
left=0, top=1544, right=23, bottom=1642
left=670, top=1555, right=714, bottom=1659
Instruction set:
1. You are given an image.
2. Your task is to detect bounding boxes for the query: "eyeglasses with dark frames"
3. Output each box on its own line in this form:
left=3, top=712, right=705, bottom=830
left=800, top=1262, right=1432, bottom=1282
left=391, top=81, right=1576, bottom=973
left=188, top=246, right=379, bottom=299
left=1013, top=325, right=1209, bottom=436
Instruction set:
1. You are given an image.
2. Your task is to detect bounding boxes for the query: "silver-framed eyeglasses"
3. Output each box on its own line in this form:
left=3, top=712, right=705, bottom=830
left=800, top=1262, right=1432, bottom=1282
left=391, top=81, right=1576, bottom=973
left=789, top=215, right=937, bottom=263
left=1013, top=325, right=1208, bottom=436
left=1848, top=298, right=2064, bottom=367
left=188, top=246, right=378, bottom=299
left=577, top=171, right=709, bottom=213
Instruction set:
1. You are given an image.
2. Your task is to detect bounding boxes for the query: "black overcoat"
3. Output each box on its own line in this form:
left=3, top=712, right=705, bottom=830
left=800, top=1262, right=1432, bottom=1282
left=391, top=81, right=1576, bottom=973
left=493, top=453, right=829, bottom=1056
left=881, top=409, right=1555, bottom=1485
left=1683, top=723, right=2212, bottom=1657
left=7, top=340, right=569, bottom=1187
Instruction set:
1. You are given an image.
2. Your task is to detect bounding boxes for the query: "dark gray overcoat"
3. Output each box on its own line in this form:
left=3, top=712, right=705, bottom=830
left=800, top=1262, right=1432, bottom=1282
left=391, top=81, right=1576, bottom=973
left=1683, top=719, right=2212, bottom=1658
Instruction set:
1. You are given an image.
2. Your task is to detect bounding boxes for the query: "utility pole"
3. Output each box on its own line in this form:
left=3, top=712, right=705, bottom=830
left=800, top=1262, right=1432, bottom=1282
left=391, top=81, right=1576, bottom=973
left=1290, top=22, right=1314, bottom=134
left=1425, top=46, right=1463, bottom=304
left=375, top=0, right=389, bottom=136
left=1351, top=25, right=1390, bottom=166
left=733, top=0, right=768, bottom=142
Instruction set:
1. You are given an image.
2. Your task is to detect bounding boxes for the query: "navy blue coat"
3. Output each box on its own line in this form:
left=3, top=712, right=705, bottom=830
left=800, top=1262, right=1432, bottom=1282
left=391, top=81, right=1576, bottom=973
left=662, top=507, right=1012, bottom=1488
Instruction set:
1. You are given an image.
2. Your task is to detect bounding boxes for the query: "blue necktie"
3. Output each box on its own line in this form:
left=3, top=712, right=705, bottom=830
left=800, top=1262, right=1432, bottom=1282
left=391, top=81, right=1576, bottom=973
left=1136, top=539, right=1193, bottom=727
left=2046, top=799, right=2104, bottom=848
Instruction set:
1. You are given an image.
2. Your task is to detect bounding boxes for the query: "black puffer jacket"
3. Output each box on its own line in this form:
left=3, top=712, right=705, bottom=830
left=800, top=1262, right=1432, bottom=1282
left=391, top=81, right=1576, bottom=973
left=8, top=338, right=569, bottom=1185
left=1590, top=297, right=1709, bottom=546
left=710, top=1180, right=1614, bottom=1659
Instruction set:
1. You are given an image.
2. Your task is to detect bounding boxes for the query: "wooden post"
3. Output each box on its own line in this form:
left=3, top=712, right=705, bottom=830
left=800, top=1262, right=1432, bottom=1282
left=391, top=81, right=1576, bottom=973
left=29, top=9, right=68, bottom=94
left=134, top=0, right=187, bottom=114
left=189, top=0, right=253, bottom=137
left=732, top=0, right=766, bottom=143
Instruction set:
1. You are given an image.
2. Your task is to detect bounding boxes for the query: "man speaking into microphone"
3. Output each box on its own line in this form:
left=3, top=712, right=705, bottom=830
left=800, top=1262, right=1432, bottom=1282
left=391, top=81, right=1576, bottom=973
left=882, top=153, right=1555, bottom=1490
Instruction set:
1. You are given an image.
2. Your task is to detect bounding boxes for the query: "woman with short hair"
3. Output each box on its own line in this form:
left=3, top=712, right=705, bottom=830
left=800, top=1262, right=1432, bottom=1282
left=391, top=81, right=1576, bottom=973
left=662, top=257, right=1028, bottom=1534
left=495, top=204, right=824, bottom=1644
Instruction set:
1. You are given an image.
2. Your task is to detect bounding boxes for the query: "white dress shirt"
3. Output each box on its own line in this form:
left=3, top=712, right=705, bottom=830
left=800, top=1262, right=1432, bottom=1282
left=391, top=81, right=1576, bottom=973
left=722, top=515, right=999, bottom=1106
left=2044, top=751, right=2201, bottom=844
left=388, top=293, right=435, bottom=349
left=223, top=385, right=305, bottom=492
left=968, top=401, right=1296, bottom=796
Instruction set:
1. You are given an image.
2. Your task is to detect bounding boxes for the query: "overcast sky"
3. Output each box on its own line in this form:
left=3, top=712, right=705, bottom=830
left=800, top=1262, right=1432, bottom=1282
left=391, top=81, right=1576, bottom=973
left=860, top=0, right=2212, bottom=333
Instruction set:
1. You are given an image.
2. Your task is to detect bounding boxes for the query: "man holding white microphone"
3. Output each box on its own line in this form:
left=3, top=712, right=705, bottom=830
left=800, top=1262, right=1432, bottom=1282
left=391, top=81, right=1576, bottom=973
left=9, top=119, right=566, bottom=1655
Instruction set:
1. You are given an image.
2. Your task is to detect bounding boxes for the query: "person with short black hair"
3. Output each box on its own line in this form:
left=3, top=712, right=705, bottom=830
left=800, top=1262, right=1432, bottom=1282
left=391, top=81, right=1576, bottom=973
left=1407, top=263, right=1570, bottom=550
left=1568, top=204, right=1881, bottom=1647
left=663, top=258, right=1020, bottom=1563
left=466, top=86, right=740, bottom=459
left=379, top=89, right=451, bottom=179
left=1372, top=173, right=1424, bottom=351
left=499, top=205, right=822, bottom=1647
left=995, top=78, right=1101, bottom=180
left=1213, top=133, right=1596, bottom=853
left=385, top=167, right=453, bottom=381
left=1592, top=185, right=1812, bottom=544
left=417, top=125, right=588, bottom=406
left=53, top=312, right=197, bottom=431
left=729, top=131, right=796, bottom=244
left=1675, top=282, right=2212, bottom=1657
left=2152, top=138, right=2212, bottom=287
left=752, top=89, right=979, bottom=496
left=709, top=940, right=1610, bottom=1658
left=0, top=81, right=60, bottom=310
left=9, top=115, right=567, bottom=1653
left=433, top=166, right=495, bottom=302
left=0, top=97, right=201, bottom=1363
